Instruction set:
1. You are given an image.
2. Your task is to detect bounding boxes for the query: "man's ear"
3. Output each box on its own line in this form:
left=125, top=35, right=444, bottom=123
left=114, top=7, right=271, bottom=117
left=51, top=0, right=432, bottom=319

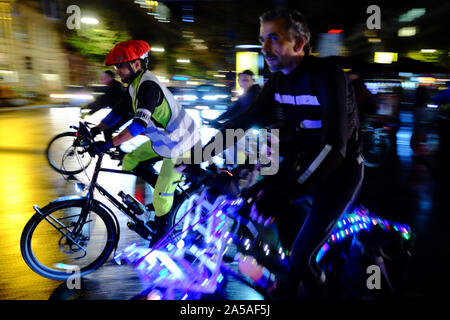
left=132, top=59, right=142, bottom=72
left=294, top=37, right=306, bottom=53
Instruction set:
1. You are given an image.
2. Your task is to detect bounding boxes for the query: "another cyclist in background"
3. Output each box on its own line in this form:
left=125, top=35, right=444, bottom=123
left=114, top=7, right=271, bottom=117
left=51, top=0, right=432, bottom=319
left=349, top=73, right=377, bottom=127
left=413, top=85, right=431, bottom=124
left=81, top=70, right=128, bottom=141
left=81, top=70, right=125, bottom=117
left=211, top=69, right=261, bottom=127
left=90, top=40, right=200, bottom=246
left=211, top=69, right=262, bottom=165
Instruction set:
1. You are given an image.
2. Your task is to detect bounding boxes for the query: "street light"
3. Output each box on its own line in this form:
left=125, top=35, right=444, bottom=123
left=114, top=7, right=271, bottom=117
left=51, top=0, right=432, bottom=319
left=81, top=17, right=99, bottom=25
left=235, top=45, right=262, bottom=49
left=151, top=47, right=165, bottom=52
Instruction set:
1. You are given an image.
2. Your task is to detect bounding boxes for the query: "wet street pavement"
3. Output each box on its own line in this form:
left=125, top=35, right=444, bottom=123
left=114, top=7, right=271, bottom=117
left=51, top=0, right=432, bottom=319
left=0, top=105, right=448, bottom=300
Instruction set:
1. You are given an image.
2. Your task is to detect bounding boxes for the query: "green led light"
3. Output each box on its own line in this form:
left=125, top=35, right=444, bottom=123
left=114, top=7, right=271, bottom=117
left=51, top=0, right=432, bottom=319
left=402, top=233, right=410, bottom=240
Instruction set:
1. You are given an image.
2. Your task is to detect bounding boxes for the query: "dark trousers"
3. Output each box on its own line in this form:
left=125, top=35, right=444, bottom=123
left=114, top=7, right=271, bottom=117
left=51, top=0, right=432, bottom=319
left=281, top=155, right=364, bottom=297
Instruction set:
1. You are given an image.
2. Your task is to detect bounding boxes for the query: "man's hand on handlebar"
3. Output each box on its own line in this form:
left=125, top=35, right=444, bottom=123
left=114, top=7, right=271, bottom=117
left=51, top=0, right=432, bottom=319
left=174, top=163, right=204, bottom=177
left=87, top=140, right=113, bottom=157
left=90, top=126, right=102, bottom=138
left=95, top=140, right=113, bottom=153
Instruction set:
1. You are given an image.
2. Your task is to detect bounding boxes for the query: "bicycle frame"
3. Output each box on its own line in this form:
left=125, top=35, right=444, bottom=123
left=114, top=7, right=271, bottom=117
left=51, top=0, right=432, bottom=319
left=51, top=122, right=178, bottom=243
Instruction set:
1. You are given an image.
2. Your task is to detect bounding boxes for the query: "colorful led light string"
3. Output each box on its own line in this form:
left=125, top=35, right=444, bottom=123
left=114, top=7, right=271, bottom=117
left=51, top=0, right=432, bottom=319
left=114, top=198, right=240, bottom=299
left=316, top=207, right=412, bottom=263
left=116, top=202, right=412, bottom=298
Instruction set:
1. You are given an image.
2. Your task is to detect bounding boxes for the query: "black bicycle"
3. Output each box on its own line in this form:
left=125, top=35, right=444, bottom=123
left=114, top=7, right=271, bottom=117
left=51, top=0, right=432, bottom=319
left=21, top=122, right=188, bottom=280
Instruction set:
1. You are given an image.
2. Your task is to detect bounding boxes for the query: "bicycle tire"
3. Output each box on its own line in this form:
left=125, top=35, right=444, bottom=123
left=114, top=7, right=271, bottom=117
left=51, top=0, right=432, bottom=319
left=46, top=131, right=93, bottom=175
left=21, top=198, right=117, bottom=280
left=362, top=132, right=391, bottom=168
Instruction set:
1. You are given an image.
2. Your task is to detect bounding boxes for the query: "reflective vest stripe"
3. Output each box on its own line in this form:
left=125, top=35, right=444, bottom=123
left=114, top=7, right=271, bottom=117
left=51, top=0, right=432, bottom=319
left=300, top=119, right=322, bottom=129
left=297, top=144, right=333, bottom=184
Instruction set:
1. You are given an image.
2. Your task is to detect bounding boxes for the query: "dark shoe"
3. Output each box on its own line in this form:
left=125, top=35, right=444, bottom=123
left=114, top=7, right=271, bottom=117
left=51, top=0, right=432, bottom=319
left=146, top=214, right=170, bottom=248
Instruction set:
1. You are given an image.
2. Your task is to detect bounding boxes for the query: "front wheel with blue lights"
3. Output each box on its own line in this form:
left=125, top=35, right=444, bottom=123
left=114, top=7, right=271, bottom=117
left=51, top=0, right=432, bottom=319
left=21, top=199, right=117, bottom=280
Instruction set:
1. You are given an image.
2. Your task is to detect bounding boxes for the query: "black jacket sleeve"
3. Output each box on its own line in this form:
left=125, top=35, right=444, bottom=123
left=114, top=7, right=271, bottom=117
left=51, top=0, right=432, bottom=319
left=197, top=80, right=274, bottom=163
left=215, top=100, right=243, bottom=122
left=133, top=80, right=164, bottom=127
left=88, top=80, right=124, bottom=115
left=111, top=89, right=134, bottom=120
left=216, top=85, right=261, bottom=122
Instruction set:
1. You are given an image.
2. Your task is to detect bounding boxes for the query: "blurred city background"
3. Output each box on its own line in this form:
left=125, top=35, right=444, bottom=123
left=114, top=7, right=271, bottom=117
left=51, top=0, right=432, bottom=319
left=0, top=0, right=449, bottom=300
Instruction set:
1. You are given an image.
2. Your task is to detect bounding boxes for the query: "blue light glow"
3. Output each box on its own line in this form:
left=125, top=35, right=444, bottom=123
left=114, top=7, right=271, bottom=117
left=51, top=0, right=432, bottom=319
left=172, top=76, right=189, bottom=81
left=159, top=268, right=169, bottom=278
left=215, top=220, right=226, bottom=232
left=316, top=243, right=330, bottom=263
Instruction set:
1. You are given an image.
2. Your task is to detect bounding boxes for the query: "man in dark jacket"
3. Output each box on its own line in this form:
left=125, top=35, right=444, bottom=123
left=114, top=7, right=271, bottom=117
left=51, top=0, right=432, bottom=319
left=83, top=70, right=128, bottom=140
left=211, top=69, right=261, bottom=126
left=83, top=70, right=125, bottom=116
left=210, top=69, right=261, bottom=164
left=179, top=8, right=364, bottom=299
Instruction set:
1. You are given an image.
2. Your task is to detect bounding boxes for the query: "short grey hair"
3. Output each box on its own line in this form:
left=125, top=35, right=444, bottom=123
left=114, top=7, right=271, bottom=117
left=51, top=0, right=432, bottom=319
left=259, top=8, right=312, bottom=55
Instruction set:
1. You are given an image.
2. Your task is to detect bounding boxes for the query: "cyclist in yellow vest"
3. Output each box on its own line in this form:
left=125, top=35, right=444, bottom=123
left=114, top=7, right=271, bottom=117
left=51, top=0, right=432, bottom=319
left=91, top=40, right=200, bottom=246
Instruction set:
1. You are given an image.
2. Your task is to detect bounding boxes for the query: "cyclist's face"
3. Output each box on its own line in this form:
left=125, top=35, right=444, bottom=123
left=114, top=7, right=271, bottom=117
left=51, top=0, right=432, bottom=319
left=101, top=73, right=113, bottom=86
left=259, top=18, right=305, bottom=74
left=238, top=74, right=254, bottom=92
left=114, top=60, right=141, bottom=83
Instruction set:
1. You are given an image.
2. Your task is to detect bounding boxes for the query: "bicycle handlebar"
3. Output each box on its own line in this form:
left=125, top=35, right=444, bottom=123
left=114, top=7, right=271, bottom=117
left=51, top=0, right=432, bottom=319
left=76, top=121, right=104, bottom=157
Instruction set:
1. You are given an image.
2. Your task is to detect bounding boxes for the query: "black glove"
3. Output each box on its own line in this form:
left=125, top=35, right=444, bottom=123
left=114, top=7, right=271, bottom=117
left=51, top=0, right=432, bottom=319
left=95, top=140, right=113, bottom=152
left=88, top=140, right=113, bottom=156
left=90, top=126, right=101, bottom=138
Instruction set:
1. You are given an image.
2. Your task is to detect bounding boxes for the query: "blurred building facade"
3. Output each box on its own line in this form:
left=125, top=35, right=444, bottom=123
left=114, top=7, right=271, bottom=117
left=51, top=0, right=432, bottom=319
left=346, top=1, right=450, bottom=70
left=0, top=0, right=69, bottom=102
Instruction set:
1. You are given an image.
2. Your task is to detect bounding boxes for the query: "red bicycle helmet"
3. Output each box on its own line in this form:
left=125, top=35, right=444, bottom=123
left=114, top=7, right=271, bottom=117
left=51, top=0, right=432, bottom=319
left=105, top=40, right=150, bottom=66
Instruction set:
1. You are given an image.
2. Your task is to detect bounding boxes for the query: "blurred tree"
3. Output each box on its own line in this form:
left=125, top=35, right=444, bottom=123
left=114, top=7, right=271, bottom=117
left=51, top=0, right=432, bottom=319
left=60, top=2, right=131, bottom=64
left=65, top=27, right=130, bottom=63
